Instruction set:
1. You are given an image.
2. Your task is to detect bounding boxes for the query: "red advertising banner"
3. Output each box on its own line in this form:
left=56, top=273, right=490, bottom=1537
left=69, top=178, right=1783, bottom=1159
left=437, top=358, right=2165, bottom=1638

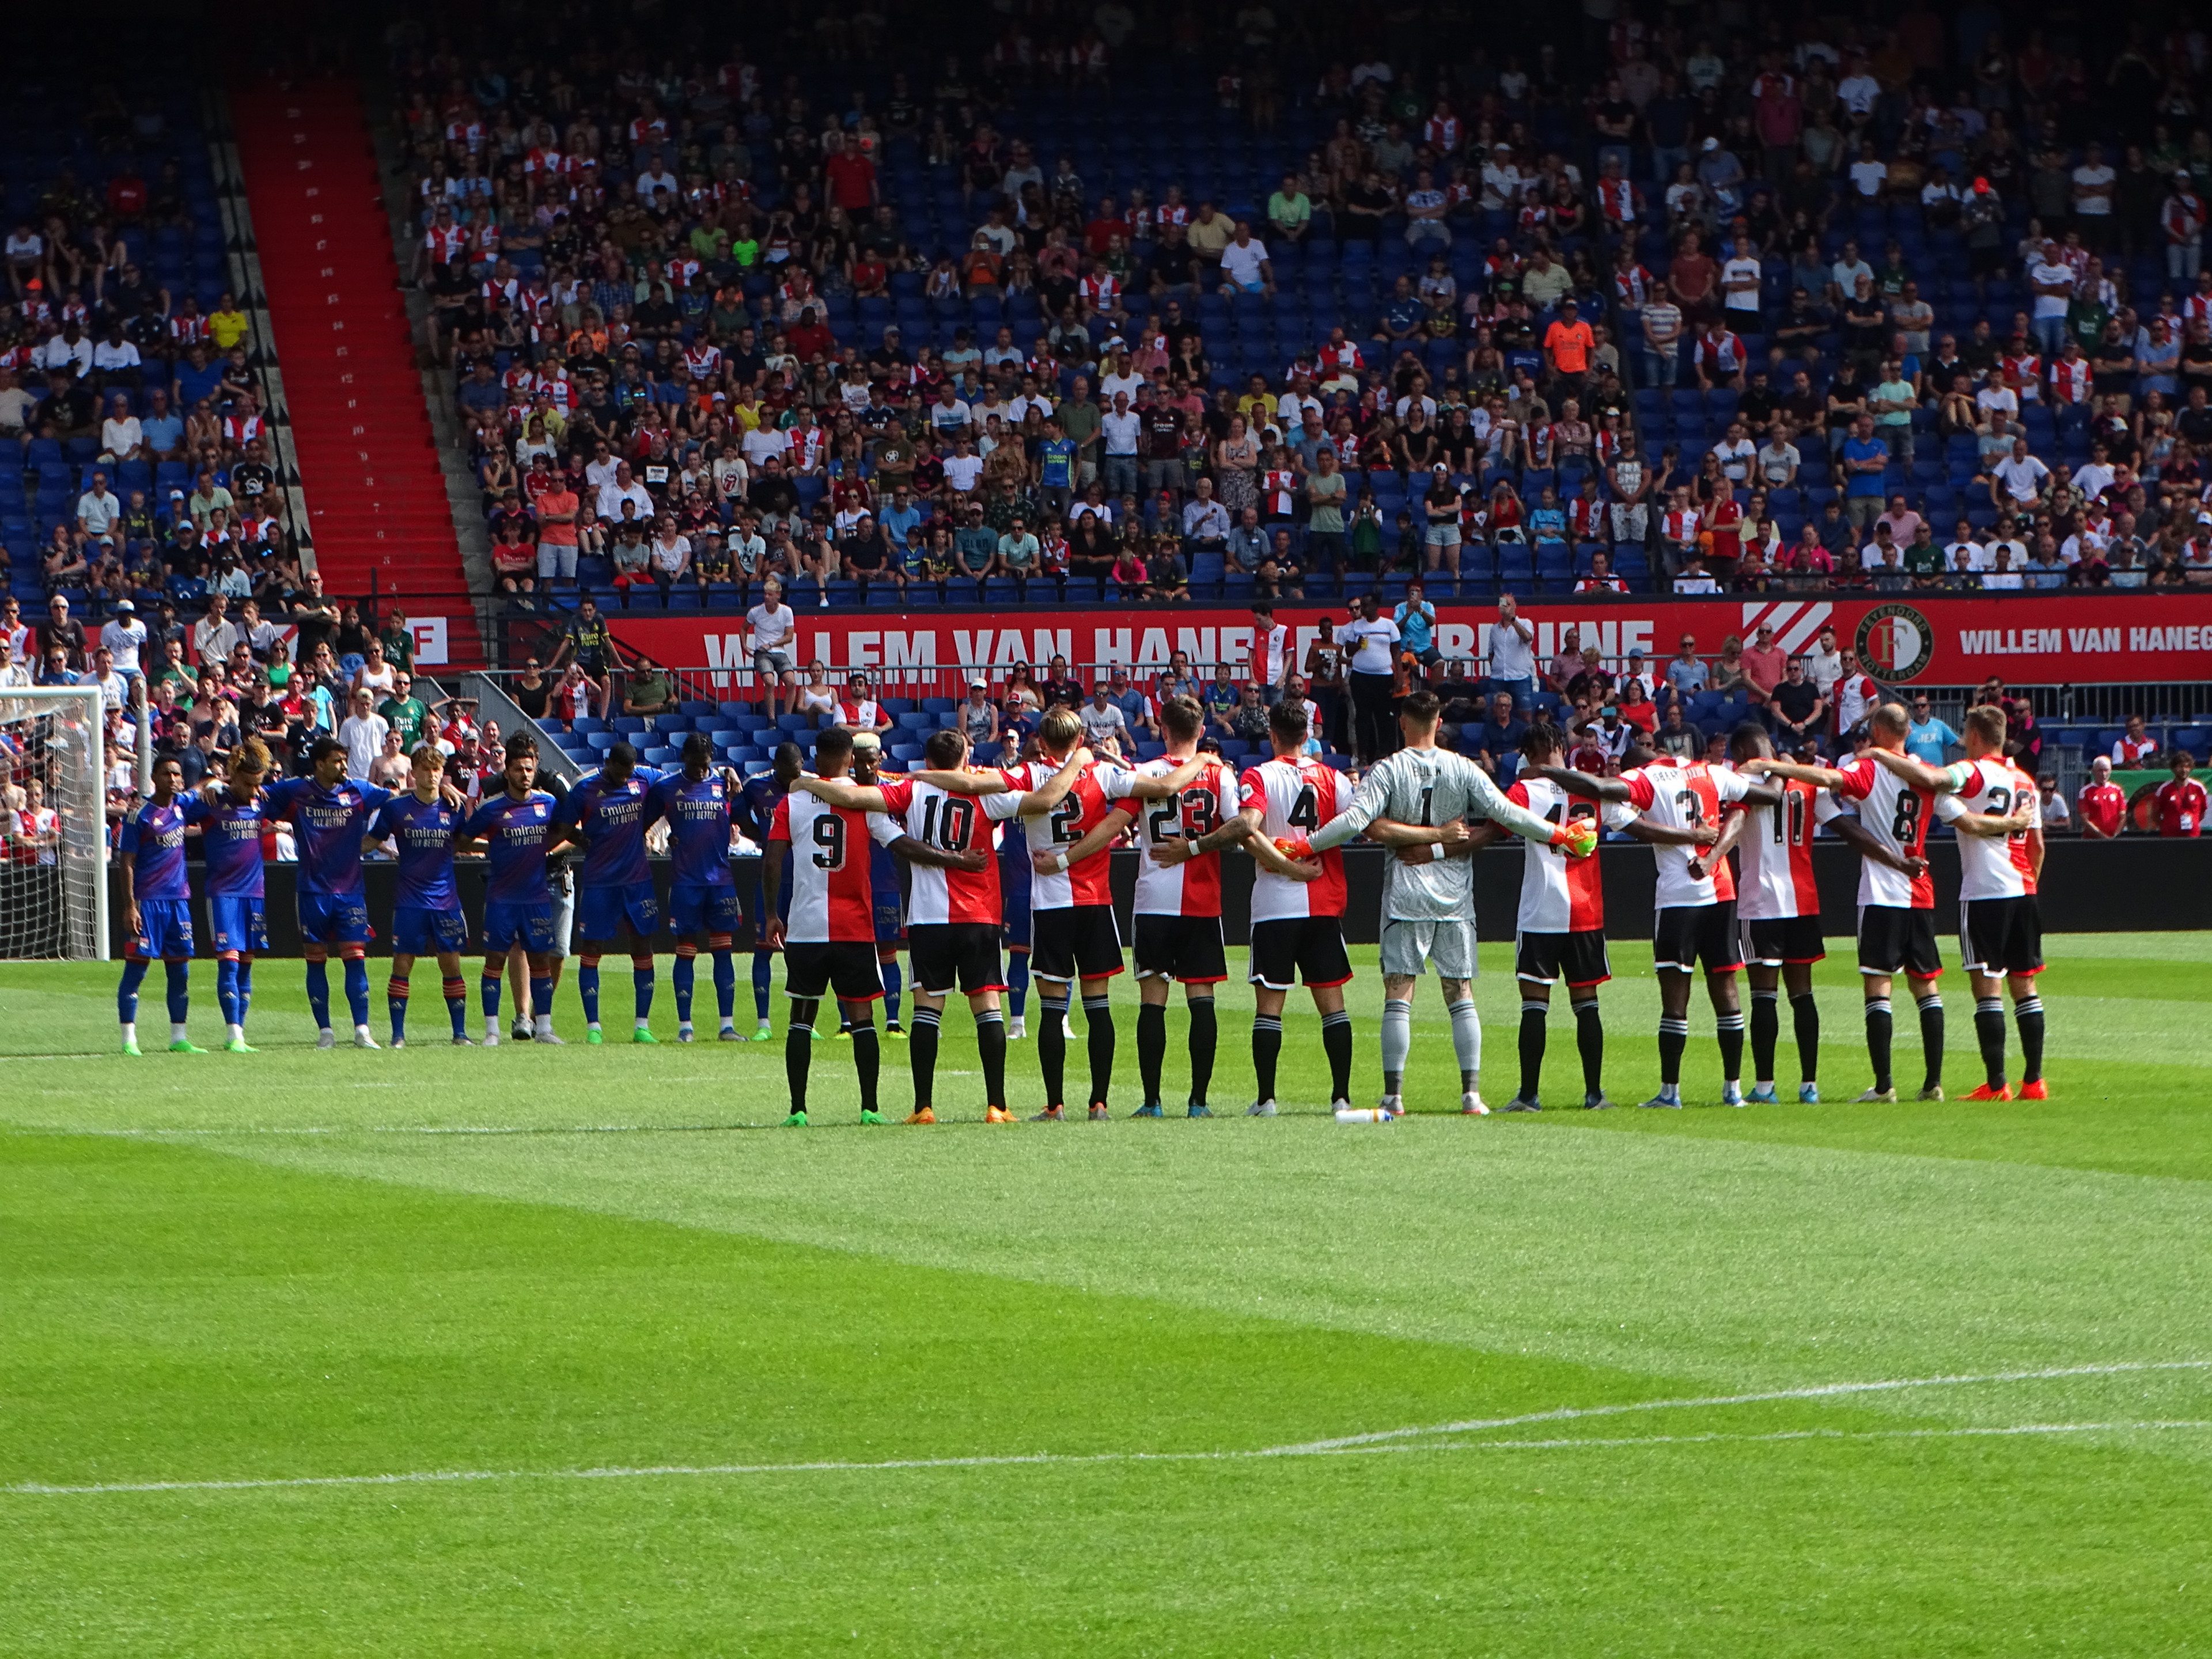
left=607, top=593, right=2212, bottom=696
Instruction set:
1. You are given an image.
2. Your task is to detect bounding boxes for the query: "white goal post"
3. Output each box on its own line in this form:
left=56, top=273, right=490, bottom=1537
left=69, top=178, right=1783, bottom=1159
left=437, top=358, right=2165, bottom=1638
left=0, top=683, right=111, bottom=961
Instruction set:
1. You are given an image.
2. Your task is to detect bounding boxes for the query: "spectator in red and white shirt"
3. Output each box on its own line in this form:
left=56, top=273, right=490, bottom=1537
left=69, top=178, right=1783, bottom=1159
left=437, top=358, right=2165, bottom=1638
left=2155, top=751, right=2206, bottom=837
left=2112, top=713, right=2161, bottom=767
left=835, top=671, right=895, bottom=736
left=2077, top=755, right=2127, bottom=838
left=2163, top=173, right=2206, bottom=282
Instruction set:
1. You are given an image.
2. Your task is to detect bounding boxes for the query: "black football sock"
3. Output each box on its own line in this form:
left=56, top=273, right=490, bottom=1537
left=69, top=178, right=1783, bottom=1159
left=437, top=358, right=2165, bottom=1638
left=1790, top=992, right=1820, bottom=1084
left=1321, top=1008, right=1354, bottom=1101
left=1749, top=991, right=1779, bottom=1086
left=785, top=997, right=818, bottom=1115
left=1915, top=993, right=1944, bottom=1091
left=909, top=1006, right=941, bottom=1113
left=1517, top=999, right=1548, bottom=1100
left=1574, top=998, right=1605, bottom=1096
left=1865, top=998, right=1893, bottom=1093
left=851, top=1017, right=880, bottom=1116
left=975, top=1007, right=1007, bottom=1109
left=1136, top=1001, right=1166, bottom=1103
left=1186, top=996, right=1217, bottom=1109
left=1251, top=1013, right=1282, bottom=1101
left=1038, top=991, right=1070, bottom=1108
left=1974, top=996, right=2008, bottom=1090
left=1715, top=1008, right=1745, bottom=1086
left=1083, top=994, right=1115, bottom=1107
left=2015, top=994, right=2045, bottom=1085
left=1657, top=1017, right=1688, bottom=1086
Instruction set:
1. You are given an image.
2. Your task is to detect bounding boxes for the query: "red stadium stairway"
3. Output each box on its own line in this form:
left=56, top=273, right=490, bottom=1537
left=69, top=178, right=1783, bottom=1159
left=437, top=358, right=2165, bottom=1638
left=230, top=78, right=483, bottom=665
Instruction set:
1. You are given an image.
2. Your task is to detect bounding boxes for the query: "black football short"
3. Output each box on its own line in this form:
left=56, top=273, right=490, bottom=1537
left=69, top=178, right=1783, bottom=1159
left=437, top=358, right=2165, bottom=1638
left=1514, top=928, right=1612, bottom=987
left=784, top=941, right=885, bottom=1002
left=1856, top=905, right=1943, bottom=979
left=908, top=922, right=1006, bottom=996
left=1133, top=913, right=1229, bottom=983
left=1957, top=896, right=2043, bottom=977
left=1248, top=916, right=1354, bottom=990
left=1032, top=903, right=1124, bottom=982
left=1653, top=902, right=1742, bottom=973
left=1741, top=914, right=1826, bottom=967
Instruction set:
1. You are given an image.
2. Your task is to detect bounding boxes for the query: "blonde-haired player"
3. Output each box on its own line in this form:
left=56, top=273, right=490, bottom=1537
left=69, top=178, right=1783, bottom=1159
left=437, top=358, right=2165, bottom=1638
left=1853, top=703, right=2043, bottom=1099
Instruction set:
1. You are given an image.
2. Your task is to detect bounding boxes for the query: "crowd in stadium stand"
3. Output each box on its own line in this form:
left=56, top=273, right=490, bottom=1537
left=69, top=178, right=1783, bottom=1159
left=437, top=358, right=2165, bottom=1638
left=397, top=6, right=2212, bottom=613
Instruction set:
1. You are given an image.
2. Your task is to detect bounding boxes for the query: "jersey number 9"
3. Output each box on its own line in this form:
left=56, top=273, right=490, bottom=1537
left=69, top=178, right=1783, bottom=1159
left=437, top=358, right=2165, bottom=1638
left=811, top=812, right=846, bottom=870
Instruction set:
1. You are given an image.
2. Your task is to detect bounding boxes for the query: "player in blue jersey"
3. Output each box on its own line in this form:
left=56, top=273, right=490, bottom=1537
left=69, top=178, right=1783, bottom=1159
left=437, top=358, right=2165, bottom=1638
left=850, top=732, right=906, bottom=1039
left=263, top=735, right=399, bottom=1048
left=643, top=733, right=745, bottom=1041
left=459, top=733, right=570, bottom=1045
left=553, top=740, right=662, bottom=1044
left=200, top=738, right=272, bottom=1052
left=736, top=744, right=801, bottom=1041
left=117, top=755, right=201, bottom=1055
left=364, top=744, right=475, bottom=1047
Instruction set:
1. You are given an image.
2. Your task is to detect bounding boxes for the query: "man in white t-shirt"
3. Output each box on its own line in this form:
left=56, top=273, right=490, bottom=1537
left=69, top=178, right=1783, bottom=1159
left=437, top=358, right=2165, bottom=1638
left=1336, top=592, right=1402, bottom=764
left=1988, top=438, right=2050, bottom=508
left=1217, top=223, right=1273, bottom=296
left=99, top=601, right=148, bottom=678
left=2028, top=240, right=2075, bottom=355
left=594, top=460, right=654, bottom=524
left=2071, top=142, right=2115, bottom=241
left=1487, top=594, right=1537, bottom=704
left=1100, top=391, right=1141, bottom=498
left=746, top=578, right=797, bottom=719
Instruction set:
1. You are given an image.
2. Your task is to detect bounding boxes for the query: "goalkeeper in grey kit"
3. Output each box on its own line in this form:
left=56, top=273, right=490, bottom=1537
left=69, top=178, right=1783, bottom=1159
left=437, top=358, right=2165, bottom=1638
left=1285, top=691, right=1598, bottom=1116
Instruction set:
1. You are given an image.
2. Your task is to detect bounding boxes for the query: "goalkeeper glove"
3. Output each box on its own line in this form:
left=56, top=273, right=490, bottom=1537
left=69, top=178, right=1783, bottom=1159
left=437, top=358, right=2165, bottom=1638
left=1274, top=836, right=1314, bottom=861
left=1548, top=820, right=1600, bottom=859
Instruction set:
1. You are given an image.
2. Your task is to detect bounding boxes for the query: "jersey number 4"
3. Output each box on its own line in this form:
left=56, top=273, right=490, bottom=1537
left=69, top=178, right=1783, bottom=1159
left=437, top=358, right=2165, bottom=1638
left=1286, top=785, right=1319, bottom=832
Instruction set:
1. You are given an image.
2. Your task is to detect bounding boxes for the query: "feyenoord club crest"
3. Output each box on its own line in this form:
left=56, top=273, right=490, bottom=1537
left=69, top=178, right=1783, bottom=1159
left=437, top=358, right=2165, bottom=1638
left=1857, top=602, right=1934, bottom=681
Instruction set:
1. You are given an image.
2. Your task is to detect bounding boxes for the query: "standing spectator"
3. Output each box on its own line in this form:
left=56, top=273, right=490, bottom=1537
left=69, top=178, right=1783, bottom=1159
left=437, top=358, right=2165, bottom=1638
left=2078, top=756, right=2127, bottom=839
left=747, top=578, right=797, bottom=721
left=336, top=687, right=389, bottom=779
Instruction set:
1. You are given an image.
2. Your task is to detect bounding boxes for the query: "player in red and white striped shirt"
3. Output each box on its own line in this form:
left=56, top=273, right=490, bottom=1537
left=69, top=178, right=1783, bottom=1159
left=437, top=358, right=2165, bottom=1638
left=768, top=728, right=989, bottom=1126
left=1042, top=696, right=1241, bottom=1116
left=931, top=707, right=1202, bottom=1119
left=793, top=730, right=1088, bottom=1122
left=1499, top=726, right=1684, bottom=1112
left=1540, top=746, right=1777, bottom=1107
left=1854, top=706, right=2044, bottom=1101
left=1728, top=725, right=1844, bottom=1103
left=1222, top=699, right=1358, bottom=1112
left=1748, top=704, right=1953, bottom=1104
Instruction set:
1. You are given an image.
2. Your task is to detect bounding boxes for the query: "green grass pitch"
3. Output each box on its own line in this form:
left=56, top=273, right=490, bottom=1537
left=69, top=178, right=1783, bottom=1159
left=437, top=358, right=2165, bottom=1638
left=4, top=935, right=2211, bottom=1655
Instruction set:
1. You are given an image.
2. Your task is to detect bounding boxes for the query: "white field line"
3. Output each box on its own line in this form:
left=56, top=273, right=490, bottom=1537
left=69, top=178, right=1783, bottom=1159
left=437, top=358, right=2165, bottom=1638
left=11, top=1365, right=2207, bottom=1500
left=1270, top=1358, right=2212, bottom=1453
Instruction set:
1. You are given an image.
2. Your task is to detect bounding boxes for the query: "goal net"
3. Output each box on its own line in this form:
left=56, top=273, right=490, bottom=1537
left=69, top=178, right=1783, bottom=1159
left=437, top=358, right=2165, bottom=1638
left=0, top=683, right=109, bottom=960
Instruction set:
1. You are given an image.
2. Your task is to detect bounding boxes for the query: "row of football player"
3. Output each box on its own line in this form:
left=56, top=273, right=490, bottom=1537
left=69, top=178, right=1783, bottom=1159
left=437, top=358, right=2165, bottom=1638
left=113, top=685, right=2047, bottom=1116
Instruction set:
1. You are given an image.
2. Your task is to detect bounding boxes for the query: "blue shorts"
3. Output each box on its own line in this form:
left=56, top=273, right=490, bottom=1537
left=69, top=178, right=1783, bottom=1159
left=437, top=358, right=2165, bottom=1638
left=208, top=896, right=268, bottom=956
left=130, top=897, right=194, bottom=960
left=393, top=904, right=469, bottom=956
left=668, top=881, right=744, bottom=937
left=577, top=879, right=661, bottom=944
left=483, top=900, right=558, bottom=954
left=1001, top=851, right=1033, bottom=949
left=297, top=892, right=371, bottom=946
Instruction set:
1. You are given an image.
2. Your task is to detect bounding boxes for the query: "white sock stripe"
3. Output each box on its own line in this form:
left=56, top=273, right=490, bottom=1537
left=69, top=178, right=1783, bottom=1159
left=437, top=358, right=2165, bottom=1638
left=1976, top=998, right=2005, bottom=1014
left=1657, top=1018, right=1690, bottom=1035
left=1866, top=999, right=1893, bottom=1016
left=1715, top=1014, right=1746, bottom=1031
left=1751, top=990, right=1779, bottom=1003
left=1916, top=995, right=1944, bottom=1013
left=1382, top=999, right=1412, bottom=1014
left=2016, top=998, right=2044, bottom=1016
left=1252, top=1017, right=1283, bottom=1032
left=1082, top=997, right=1112, bottom=1012
left=912, top=1010, right=942, bottom=1028
left=1320, top=1010, right=1351, bottom=1028
left=1521, top=1001, right=1549, bottom=1016
left=974, top=1010, right=1004, bottom=1026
